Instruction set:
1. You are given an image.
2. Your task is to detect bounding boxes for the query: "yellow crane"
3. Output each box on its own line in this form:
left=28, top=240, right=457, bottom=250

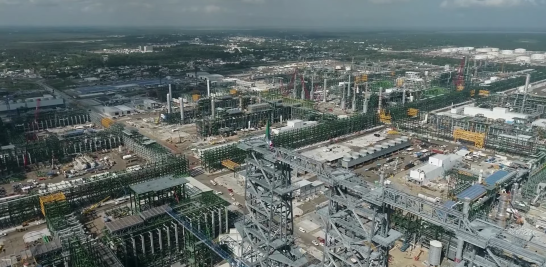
left=82, top=196, right=111, bottom=215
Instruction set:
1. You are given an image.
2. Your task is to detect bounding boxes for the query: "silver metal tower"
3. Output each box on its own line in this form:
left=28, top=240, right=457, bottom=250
left=235, top=140, right=308, bottom=267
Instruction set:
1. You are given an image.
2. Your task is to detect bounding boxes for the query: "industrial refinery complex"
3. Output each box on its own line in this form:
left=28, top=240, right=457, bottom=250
left=4, top=50, right=546, bottom=267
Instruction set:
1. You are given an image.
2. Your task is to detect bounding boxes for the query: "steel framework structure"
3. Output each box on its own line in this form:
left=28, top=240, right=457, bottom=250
left=235, top=141, right=308, bottom=267
left=239, top=139, right=546, bottom=267
left=0, top=155, right=189, bottom=229
left=105, top=191, right=229, bottom=267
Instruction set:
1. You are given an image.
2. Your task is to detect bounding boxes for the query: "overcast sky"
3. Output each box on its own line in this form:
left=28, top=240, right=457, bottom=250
left=0, top=0, right=544, bottom=29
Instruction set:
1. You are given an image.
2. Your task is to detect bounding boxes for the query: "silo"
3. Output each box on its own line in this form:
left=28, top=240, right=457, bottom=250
left=475, top=47, right=491, bottom=53
left=428, top=240, right=443, bottom=266
left=516, top=56, right=531, bottom=63
left=531, top=54, right=545, bottom=61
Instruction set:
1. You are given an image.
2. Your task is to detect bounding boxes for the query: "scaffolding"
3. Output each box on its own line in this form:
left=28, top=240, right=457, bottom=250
left=453, top=128, right=486, bottom=148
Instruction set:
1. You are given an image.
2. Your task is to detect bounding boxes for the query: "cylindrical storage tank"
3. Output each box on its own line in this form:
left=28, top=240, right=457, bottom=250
left=428, top=240, right=443, bottom=266
left=516, top=56, right=531, bottom=63
left=367, top=148, right=375, bottom=154
left=343, top=155, right=352, bottom=162
left=501, top=50, right=514, bottom=55
left=486, top=54, right=497, bottom=59
left=491, top=48, right=499, bottom=52
left=531, top=54, right=545, bottom=61
left=474, top=54, right=488, bottom=60
left=515, top=48, right=526, bottom=54
left=388, top=140, right=396, bottom=146
left=440, top=48, right=452, bottom=53
left=381, top=143, right=389, bottom=149
left=475, top=48, right=491, bottom=53
left=374, top=145, right=382, bottom=151
left=351, top=152, right=360, bottom=159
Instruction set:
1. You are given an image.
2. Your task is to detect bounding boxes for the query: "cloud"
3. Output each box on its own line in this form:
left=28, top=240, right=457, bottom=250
left=440, top=0, right=539, bottom=7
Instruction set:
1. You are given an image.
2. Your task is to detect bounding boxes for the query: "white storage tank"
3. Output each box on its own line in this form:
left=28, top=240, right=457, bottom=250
left=381, top=143, right=389, bottom=149
left=515, top=48, right=527, bottom=54
left=367, top=148, right=375, bottom=154
left=351, top=152, right=360, bottom=159
left=475, top=48, right=491, bottom=53
left=516, top=56, right=531, bottom=63
left=501, top=50, right=514, bottom=55
left=486, top=54, right=497, bottom=59
left=428, top=240, right=443, bottom=266
left=440, top=48, right=452, bottom=53
left=359, top=149, right=368, bottom=157
left=474, top=54, right=488, bottom=60
left=374, top=145, right=382, bottom=151
left=343, top=155, right=352, bottom=162
left=531, top=54, right=545, bottom=61
left=388, top=140, right=397, bottom=146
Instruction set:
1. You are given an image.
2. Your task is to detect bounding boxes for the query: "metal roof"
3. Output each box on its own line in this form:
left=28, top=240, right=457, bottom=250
left=139, top=205, right=172, bottom=221
left=457, top=184, right=486, bottom=201
left=130, top=175, right=188, bottom=195
left=105, top=215, right=144, bottom=233
left=484, top=170, right=509, bottom=186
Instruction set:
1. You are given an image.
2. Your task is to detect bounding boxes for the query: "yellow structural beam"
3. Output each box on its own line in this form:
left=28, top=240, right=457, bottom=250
left=453, top=128, right=486, bottom=148
left=479, top=90, right=490, bottom=96
left=407, top=108, right=418, bottom=117
left=379, top=110, right=392, bottom=124
left=39, top=192, right=66, bottom=216
left=222, top=159, right=240, bottom=171
left=101, top=118, right=114, bottom=128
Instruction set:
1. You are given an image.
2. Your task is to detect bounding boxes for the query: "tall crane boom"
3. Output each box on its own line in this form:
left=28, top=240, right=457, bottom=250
left=456, top=56, right=466, bottom=91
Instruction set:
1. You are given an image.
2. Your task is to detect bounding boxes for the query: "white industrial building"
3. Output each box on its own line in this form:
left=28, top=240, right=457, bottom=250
left=409, top=154, right=462, bottom=184
left=114, top=105, right=135, bottom=116
left=0, top=95, right=64, bottom=112
left=272, top=120, right=318, bottom=135
left=102, top=106, right=122, bottom=118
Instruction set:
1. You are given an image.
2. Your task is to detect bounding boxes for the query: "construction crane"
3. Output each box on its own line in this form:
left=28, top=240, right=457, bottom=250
left=82, top=196, right=110, bottom=215
left=455, top=56, right=466, bottom=91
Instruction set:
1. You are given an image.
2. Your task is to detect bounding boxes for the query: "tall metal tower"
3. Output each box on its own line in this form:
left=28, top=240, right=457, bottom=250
left=236, top=139, right=308, bottom=267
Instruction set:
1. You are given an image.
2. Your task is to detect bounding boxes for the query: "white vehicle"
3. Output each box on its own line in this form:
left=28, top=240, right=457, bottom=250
left=210, top=180, right=218, bottom=186
left=312, top=240, right=319, bottom=246
left=214, top=191, right=223, bottom=195
left=299, top=227, right=306, bottom=233
left=0, top=232, right=7, bottom=236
